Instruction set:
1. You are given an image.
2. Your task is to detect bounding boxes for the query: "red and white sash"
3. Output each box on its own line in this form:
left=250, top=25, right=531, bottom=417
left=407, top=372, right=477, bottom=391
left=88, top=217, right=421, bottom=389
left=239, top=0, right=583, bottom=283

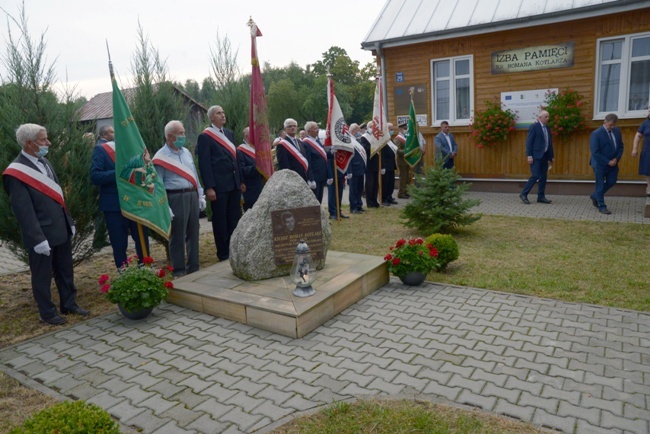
left=353, top=139, right=367, bottom=166
left=3, top=162, right=66, bottom=208
left=152, top=153, right=199, bottom=189
left=278, top=139, right=309, bottom=172
left=203, top=127, right=237, bottom=160
left=237, top=143, right=256, bottom=160
left=101, top=141, right=116, bottom=163
left=395, top=133, right=406, bottom=145
left=302, top=137, right=327, bottom=161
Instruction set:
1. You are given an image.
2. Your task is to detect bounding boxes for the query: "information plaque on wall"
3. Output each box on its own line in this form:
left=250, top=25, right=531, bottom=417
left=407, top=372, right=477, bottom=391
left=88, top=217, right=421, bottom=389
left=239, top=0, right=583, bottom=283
left=271, top=206, right=324, bottom=266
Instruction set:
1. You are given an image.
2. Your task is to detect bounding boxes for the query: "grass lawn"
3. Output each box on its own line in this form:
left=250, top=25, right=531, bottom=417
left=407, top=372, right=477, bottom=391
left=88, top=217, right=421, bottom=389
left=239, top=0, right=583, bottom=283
left=0, top=209, right=647, bottom=432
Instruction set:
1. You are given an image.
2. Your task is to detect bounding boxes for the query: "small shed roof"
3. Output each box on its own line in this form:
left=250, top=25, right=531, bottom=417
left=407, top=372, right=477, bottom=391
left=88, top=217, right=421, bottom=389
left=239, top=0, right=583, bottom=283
left=79, top=85, right=206, bottom=122
left=362, top=0, right=650, bottom=50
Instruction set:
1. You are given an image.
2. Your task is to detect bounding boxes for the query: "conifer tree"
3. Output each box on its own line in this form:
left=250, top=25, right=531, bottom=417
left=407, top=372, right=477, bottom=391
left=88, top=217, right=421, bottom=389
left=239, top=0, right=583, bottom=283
left=402, top=160, right=482, bottom=234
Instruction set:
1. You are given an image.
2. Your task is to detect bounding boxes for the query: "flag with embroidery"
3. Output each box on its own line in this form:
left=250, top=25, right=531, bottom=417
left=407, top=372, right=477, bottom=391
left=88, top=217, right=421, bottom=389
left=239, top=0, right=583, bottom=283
left=404, top=96, right=422, bottom=167
left=368, top=76, right=390, bottom=156
left=325, top=76, right=354, bottom=173
left=110, top=62, right=171, bottom=239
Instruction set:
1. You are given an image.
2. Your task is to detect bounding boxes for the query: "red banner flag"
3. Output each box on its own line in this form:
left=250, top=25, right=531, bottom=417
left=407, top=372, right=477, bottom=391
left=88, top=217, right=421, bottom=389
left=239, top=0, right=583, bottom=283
left=248, top=19, right=273, bottom=180
left=325, top=77, right=354, bottom=173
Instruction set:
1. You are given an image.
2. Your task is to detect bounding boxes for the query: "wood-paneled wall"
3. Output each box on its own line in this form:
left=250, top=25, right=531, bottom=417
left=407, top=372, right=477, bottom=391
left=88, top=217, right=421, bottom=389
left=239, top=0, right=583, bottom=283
left=382, top=9, right=650, bottom=180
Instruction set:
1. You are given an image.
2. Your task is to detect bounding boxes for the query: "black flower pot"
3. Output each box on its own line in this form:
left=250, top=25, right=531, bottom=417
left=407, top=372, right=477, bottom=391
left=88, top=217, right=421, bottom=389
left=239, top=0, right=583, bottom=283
left=118, top=303, right=154, bottom=320
left=398, top=272, right=427, bottom=286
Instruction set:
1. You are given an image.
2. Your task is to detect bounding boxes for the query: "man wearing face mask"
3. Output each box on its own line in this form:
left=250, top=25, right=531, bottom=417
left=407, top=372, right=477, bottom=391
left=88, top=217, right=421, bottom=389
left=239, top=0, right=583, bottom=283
left=153, top=120, right=205, bottom=276
left=3, top=124, right=90, bottom=325
left=91, top=124, right=150, bottom=269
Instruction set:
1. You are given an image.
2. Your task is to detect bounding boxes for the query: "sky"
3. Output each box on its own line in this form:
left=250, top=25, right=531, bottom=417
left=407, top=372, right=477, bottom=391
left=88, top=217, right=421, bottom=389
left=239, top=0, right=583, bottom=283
left=0, top=0, right=384, bottom=99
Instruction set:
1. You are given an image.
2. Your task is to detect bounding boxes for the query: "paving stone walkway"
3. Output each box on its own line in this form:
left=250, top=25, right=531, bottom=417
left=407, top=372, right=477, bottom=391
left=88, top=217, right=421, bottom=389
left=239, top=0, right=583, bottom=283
left=1, top=281, right=648, bottom=433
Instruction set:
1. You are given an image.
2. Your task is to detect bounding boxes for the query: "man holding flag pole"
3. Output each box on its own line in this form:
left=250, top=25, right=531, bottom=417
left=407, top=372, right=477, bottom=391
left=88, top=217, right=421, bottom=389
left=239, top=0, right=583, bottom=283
left=325, top=74, right=355, bottom=221
left=108, top=55, right=171, bottom=261
left=365, top=75, right=391, bottom=207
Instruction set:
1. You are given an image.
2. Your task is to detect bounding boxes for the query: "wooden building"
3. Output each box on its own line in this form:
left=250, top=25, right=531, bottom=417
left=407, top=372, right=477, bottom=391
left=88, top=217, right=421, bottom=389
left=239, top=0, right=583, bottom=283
left=362, top=0, right=650, bottom=195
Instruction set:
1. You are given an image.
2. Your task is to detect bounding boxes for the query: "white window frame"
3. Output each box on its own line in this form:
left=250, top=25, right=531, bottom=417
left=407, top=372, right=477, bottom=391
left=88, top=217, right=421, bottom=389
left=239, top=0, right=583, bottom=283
left=594, top=32, right=650, bottom=119
left=430, top=55, right=474, bottom=127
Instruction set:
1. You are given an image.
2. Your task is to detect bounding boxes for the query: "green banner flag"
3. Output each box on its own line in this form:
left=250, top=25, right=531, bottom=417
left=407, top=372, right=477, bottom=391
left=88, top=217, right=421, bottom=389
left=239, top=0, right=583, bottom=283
left=404, top=98, right=422, bottom=168
left=111, top=67, right=171, bottom=240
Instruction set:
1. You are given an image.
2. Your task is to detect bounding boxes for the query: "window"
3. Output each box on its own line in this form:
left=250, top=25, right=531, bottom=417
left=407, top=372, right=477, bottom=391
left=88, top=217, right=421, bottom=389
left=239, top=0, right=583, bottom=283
left=595, top=33, right=650, bottom=118
left=431, top=56, right=473, bottom=126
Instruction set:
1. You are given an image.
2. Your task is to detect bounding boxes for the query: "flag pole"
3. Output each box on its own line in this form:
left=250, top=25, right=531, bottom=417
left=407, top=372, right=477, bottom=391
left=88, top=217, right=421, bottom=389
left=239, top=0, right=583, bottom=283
left=107, top=39, right=149, bottom=259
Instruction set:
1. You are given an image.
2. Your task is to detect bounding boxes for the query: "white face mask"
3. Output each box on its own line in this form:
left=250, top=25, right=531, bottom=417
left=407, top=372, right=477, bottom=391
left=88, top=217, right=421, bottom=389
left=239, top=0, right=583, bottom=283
left=35, top=145, right=49, bottom=158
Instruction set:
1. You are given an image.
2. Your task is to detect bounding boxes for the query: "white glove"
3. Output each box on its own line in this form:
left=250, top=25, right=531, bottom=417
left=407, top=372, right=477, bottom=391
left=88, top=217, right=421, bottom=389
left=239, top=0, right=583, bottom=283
left=169, top=207, right=175, bottom=219
left=346, top=173, right=353, bottom=180
left=308, top=180, right=317, bottom=189
left=326, top=178, right=333, bottom=186
left=199, top=195, right=207, bottom=212
left=71, top=225, right=76, bottom=237
left=34, top=240, right=51, bottom=256
left=381, top=169, right=386, bottom=175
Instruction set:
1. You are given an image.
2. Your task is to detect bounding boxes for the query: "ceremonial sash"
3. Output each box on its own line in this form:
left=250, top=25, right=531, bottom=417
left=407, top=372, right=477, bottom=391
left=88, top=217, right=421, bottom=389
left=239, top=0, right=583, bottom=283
left=387, top=140, right=398, bottom=154
left=302, top=137, right=327, bottom=161
left=395, top=134, right=406, bottom=146
left=237, top=143, right=256, bottom=160
left=3, top=162, right=66, bottom=208
left=101, top=141, right=116, bottom=163
left=278, top=139, right=309, bottom=172
left=152, top=153, right=198, bottom=189
left=203, top=127, right=237, bottom=160
left=353, top=140, right=367, bottom=166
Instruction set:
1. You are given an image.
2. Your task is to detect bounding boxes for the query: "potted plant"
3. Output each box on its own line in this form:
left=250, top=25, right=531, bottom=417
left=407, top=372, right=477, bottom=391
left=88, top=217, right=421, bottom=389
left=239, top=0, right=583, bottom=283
left=384, top=238, right=440, bottom=286
left=98, top=255, right=173, bottom=319
left=469, top=100, right=517, bottom=148
left=544, top=88, right=588, bottom=143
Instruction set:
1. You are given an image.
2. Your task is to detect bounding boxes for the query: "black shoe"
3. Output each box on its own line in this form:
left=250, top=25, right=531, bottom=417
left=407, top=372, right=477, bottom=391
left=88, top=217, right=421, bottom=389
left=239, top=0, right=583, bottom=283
left=367, top=204, right=380, bottom=208
left=350, top=209, right=361, bottom=214
left=599, top=207, right=611, bottom=214
left=40, top=315, right=68, bottom=325
left=537, top=197, right=552, bottom=204
left=519, top=194, right=530, bottom=204
left=62, top=307, right=90, bottom=316
left=590, top=196, right=598, bottom=208
left=389, top=198, right=398, bottom=204
left=359, top=208, right=367, bottom=212
left=339, top=213, right=349, bottom=219
left=382, top=201, right=391, bottom=206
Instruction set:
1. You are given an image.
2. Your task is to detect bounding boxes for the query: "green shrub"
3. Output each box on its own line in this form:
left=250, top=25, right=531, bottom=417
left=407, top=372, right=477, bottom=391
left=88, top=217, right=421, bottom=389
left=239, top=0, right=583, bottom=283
left=425, top=234, right=459, bottom=270
left=402, top=161, right=481, bottom=234
left=10, top=400, right=119, bottom=434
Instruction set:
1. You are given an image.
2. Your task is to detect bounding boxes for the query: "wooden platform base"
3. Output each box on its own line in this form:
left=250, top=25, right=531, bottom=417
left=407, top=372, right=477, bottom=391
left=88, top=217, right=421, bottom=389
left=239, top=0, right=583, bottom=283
left=167, top=251, right=389, bottom=338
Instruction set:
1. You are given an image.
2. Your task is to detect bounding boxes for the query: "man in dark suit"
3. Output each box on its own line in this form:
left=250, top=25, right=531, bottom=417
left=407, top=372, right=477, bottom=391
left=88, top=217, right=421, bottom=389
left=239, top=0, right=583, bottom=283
left=359, top=122, right=380, bottom=208
left=3, top=124, right=90, bottom=325
left=326, top=141, right=348, bottom=220
left=237, top=127, right=264, bottom=211
left=381, top=123, right=398, bottom=206
left=196, top=105, right=244, bottom=261
left=277, top=118, right=309, bottom=182
left=434, top=121, right=458, bottom=169
left=590, top=113, right=624, bottom=214
left=303, top=121, right=328, bottom=203
left=90, top=125, right=149, bottom=269
left=348, top=138, right=367, bottom=214
left=520, top=110, right=554, bottom=204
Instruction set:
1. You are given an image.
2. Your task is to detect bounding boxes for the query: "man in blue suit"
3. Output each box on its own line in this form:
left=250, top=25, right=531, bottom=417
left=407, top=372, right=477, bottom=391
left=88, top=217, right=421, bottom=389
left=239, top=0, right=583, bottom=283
left=303, top=121, right=328, bottom=203
left=590, top=113, right=624, bottom=214
left=434, top=121, right=458, bottom=169
left=520, top=110, right=554, bottom=204
left=348, top=139, right=367, bottom=214
left=90, top=125, right=149, bottom=269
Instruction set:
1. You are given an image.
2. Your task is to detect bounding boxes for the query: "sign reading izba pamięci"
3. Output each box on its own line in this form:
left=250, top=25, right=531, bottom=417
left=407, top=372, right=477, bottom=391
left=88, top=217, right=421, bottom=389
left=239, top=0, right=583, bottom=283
left=491, top=42, right=574, bottom=74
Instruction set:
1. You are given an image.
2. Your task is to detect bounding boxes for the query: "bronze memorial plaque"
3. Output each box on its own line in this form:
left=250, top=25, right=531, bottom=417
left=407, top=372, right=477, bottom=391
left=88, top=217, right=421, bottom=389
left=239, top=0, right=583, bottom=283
left=271, top=206, right=323, bottom=265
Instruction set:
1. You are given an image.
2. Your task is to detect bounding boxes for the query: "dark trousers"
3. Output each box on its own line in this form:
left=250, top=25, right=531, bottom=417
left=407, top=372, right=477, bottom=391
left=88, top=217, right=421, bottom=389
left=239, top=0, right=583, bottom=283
left=312, top=181, right=326, bottom=203
left=382, top=170, right=396, bottom=202
left=328, top=175, right=345, bottom=217
left=365, top=171, right=380, bottom=206
left=521, top=158, right=549, bottom=198
left=28, top=238, right=78, bottom=319
left=592, top=165, right=619, bottom=208
left=443, top=158, right=455, bottom=170
left=210, top=189, right=241, bottom=261
left=104, top=211, right=149, bottom=268
left=349, top=174, right=364, bottom=211
left=168, top=191, right=200, bottom=276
